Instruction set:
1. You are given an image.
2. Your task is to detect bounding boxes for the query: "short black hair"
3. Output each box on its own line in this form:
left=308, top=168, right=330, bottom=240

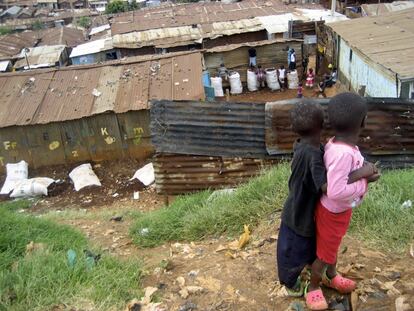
left=328, top=92, right=367, bottom=133
left=290, top=100, right=324, bottom=136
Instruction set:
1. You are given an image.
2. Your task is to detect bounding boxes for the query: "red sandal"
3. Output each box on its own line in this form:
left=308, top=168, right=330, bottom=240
left=305, top=286, right=328, bottom=311
left=322, top=272, right=356, bottom=294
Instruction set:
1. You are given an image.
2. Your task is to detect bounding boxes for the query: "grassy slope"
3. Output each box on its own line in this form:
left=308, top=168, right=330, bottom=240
left=0, top=201, right=142, bottom=311
left=131, top=164, right=414, bottom=252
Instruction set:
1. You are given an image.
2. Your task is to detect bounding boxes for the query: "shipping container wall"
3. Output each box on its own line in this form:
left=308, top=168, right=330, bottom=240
left=0, top=110, right=153, bottom=172
left=338, top=38, right=397, bottom=97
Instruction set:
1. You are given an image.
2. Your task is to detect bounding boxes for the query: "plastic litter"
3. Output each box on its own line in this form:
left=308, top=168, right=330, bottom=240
left=401, top=200, right=412, bottom=209
left=131, top=163, right=155, bottom=186
left=92, top=88, right=101, bottom=97
left=238, top=225, right=250, bottom=249
left=67, top=249, right=77, bottom=268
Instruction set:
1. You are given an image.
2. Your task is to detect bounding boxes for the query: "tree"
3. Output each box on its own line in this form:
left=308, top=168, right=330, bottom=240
left=32, top=20, right=44, bottom=31
left=76, top=16, right=91, bottom=29
left=128, top=0, right=139, bottom=10
left=105, top=0, right=127, bottom=14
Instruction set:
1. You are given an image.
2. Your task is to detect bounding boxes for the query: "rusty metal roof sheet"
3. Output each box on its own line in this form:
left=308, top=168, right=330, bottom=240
left=0, top=51, right=204, bottom=128
left=151, top=100, right=268, bottom=158
left=39, top=27, right=86, bottom=47
left=328, top=8, right=414, bottom=80
left=265, top=98, right=414, bottom=156
left=110, top=0, right=323, bottom=35
left=14, top=45, right=66, bottom=69
left=0, top=31, right=41, bottom=59
left=153, top=153, right=280, bottom=194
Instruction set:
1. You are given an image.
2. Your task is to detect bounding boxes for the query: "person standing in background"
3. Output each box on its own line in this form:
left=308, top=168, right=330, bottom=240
left=287, top=47, right=292, bottom=68
left=289, top=49, right=297, bottom=71
left=302, top=56, right=309, bottom=80
left=277, top=65, right=287, bottom=91
left=248, top=47, right=257, bottom=67
left=255, top=65, right=266, bottom=88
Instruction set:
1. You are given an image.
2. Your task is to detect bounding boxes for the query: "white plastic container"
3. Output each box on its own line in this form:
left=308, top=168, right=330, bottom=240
left=288, top=70, right=299, bottom=89
left=247, top=69, right=258, bottom=92
left=229, top=71, right=243, bottom=94
left=210, top=76, right=224, bottom=97
left=265, top=68, right=280, bottom=91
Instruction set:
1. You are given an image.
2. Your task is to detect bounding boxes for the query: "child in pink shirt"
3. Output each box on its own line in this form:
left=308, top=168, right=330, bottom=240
left=306, top=93, right=381, bottom=310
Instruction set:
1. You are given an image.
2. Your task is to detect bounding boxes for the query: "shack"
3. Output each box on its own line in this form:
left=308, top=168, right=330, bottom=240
left=204, top=39, right=303, bottom=83
left=70, top=37, right=119, bottom=65
left=14, top=45, right=68, bottom=70
left=0, top=51, right=205, bottom=171
left=323, top=9, right=414, bottom=98
left=37, top=0, right=58, bottom=9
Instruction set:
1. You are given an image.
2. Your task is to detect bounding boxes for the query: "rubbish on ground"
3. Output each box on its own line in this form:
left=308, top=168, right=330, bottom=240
left=176, top=276, right=186, bottom=288
left=10, top=177, right=55, bottom=198
left=133, top=191, right=140, bottom=200
left=84, top=249, right=101, bottom=269
left=112, top=193, right=119, bottom=197
left=25, top=241, right=46, bottom=255
left=110, top=216, right=123, bottom=222
left=395, top=296, right=411, bottom=311
left=140, top=228, right=149, bottom=236
left=207, top=188, right=235, bottom=202
left=141, top=287, right=158, bottom=305
left=268, top=281, right=289, bottom=298
left=238, top=225, right=250, bottom=249
left=178, top=302, right=197, bottom=311
left=327, top=295, right=350, bottom=311
left=288, top=301, right=305, bottom=311
left=67, top=249, right=77, bottom=268
left=92, top=88, right=101, bottom=97
left=410, top=244, right=414, bottom=258
left=131, top=163, right=155, bottom=186
left=69, top=163, right=101, bottom=191
left=374, top=267, right=382, bottom=273
left=401, top=200, right=412, bottom=209
left=0, top=160, right=29, bottom=195
left=188, top=270, right=199, bottom=277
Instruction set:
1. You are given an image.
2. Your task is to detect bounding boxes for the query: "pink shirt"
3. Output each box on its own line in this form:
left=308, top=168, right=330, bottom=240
left=320, top=138, right=368, bottom=213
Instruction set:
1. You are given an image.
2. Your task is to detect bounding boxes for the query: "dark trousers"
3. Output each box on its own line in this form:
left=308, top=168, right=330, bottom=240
left=276, top=222, right=316, bottom=288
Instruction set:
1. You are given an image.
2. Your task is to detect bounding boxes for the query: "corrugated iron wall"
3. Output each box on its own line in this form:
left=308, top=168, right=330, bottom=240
left=151, top=98, right=414, bottom=194
left=0, top=110, right=152, bottom=172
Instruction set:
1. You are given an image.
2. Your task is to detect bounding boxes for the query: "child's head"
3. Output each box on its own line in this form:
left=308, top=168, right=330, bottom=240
left=309, top=68, right=313, bottom=73
left=328, top=92, right=367, bottom=136
left=298, top=82, right=303, bottom=87
left=290, top=100, right=324, bottom=137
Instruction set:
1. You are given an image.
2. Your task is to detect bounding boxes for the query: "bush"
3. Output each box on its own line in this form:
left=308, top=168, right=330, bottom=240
left=106, top=0, right=128, bottom=14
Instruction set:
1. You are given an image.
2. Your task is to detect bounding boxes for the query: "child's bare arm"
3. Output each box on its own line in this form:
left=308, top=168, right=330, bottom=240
left=348, top=162, right=377, bottom=184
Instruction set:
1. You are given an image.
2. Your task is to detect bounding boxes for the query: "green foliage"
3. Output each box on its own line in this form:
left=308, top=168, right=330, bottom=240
left=130, top=164, right=290, bottom=247
left=105, top=0, right=128, bottom=14
left=76, top=16, right=91, bottom=29
left=0, top=201, right=142, bottom=311
left=0, top=26, right=12, bottom=36
left=350, top=169, right=414, bottom=252
left=32, top=20, right=44, bottom=31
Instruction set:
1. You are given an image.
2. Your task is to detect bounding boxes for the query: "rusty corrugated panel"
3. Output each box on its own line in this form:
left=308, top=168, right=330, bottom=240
left=39, top=27, right=86, bottom=47
left=151, top=100, right=267, bottom=158
left=0, top=72, right=54, bottom=127
left=153, top=153, right=280, bottom=194
left=116, top=110, right=154, bottom=160
left=59, top=119, right=92, bottom=163
left=110, top=0, right=320, bottom=35
left=0, top=126, right=32, bottom=169
left=265, top=98, right=414, bottom=155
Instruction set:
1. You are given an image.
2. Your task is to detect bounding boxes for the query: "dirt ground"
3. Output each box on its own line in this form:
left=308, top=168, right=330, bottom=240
left=36, top=197, right=414, bottom=311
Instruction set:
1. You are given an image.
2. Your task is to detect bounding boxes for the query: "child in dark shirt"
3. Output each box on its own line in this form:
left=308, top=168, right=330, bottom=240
left=276, top=100, right=373, bottom=297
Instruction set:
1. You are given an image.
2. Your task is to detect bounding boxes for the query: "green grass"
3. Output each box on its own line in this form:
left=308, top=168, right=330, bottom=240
left=350, top=169, right=414, bottom=251
left=130, top=164, right=414, bottom=253
left=130, top=164, right=290, bottom=247
left=0, top=201, right=142, bottom=311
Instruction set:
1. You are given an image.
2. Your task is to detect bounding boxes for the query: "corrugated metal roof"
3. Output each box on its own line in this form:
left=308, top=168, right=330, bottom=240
left=110, top=0, right=323, bottom=36
left=0, top=31, right=41, bottom=59
left=362, top=1, right=414, bottom=17
left=151, top=100, right=268, bottom=158
left=111, top=4, right=345, bottom=49
left=265, top=98, right=414, bottom=156
left=0, top=60, right=10, bottom=71
left=154, top=154, right=280, bottom=194
left=14, top=45, right=66, bottom=69
left=39, top=27, right=85, bottom=47
left=328, top=8, right=414, bottom=80
left=205, top=38, right=302, bottom=53
left=89, top=24, right=110, bottom=36
left=0, top=51, right=205, bottom=128
left=70, top=37, right=113, bottom=58
left=1, top=5, right=21, bottom=16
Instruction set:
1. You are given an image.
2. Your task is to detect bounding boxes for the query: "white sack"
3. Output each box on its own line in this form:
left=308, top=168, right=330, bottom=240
left=131, top=163, right=155, bottom=186
left=10, top=177, right=55, bottom=198
left=0, top=160, right=29, bottom=195
left=69, top=163, right=101, bottom=191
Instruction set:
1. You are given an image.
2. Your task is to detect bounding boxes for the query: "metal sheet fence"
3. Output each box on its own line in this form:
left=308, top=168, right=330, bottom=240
left=0, top=110, right=153, bottom=172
